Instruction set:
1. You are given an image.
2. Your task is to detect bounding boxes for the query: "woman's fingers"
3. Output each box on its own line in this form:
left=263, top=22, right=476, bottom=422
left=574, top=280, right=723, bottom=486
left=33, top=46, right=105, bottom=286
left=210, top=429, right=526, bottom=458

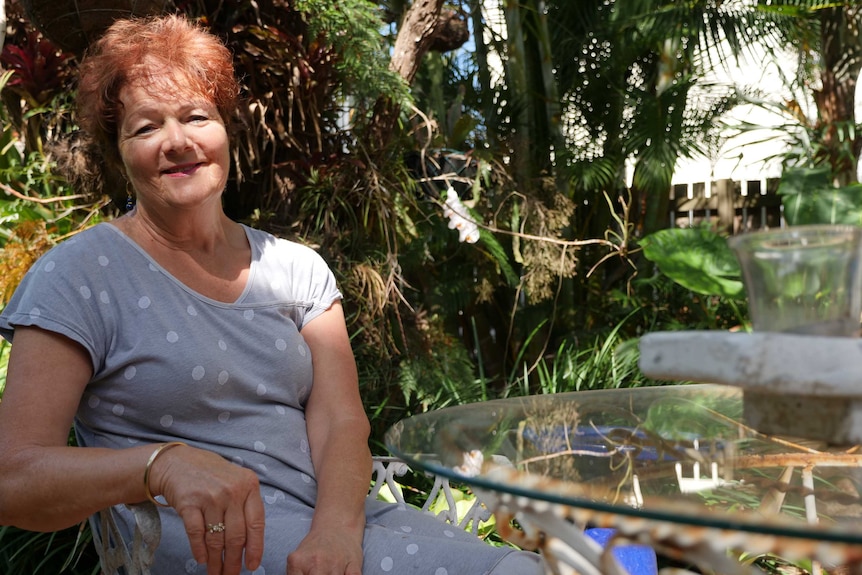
left=204, top=515, right=228, bottom=575
left=243, top=491, right=266, bottom=571
left=154, top=445, right=264, bottom=574
left=221, top=503, right=248, bottom=575
left=204, top=493, right=267, bottom=574
left=181, top=508, right=210, bottom=566
left=181, top=505, right=256, bottom=575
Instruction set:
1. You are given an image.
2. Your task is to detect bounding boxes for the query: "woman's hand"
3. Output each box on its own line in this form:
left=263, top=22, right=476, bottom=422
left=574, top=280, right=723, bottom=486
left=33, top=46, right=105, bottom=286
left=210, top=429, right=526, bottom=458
left=148, top=444, right=266, bottom=575
left=286, top=528, right=363, bottom=575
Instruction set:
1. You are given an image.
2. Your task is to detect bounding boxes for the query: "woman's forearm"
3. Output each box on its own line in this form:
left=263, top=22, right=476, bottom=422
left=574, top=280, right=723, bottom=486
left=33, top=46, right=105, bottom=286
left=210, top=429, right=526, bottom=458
left=307, top=414, right=372, bottom=536
left=0, top=443, right=154, bottom=531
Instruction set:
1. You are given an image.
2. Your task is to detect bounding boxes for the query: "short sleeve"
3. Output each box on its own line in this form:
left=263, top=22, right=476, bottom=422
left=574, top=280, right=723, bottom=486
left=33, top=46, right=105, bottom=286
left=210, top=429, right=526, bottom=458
left=0, top=230, right=114, bottom=371
left=243, top=226, right=342, bottom=329
left=291, top=246, right=342, bottom=328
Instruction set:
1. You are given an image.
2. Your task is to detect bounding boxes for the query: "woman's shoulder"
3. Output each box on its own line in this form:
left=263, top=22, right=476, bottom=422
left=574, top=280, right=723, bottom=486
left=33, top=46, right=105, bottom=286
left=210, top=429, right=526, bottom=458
left=243, top=225, right=327, bottom=264
left=241, top=225, right=339, bottom=309
left=28, top=223, right=124, bottom=270
left=0, top=223, right=125, bottom=350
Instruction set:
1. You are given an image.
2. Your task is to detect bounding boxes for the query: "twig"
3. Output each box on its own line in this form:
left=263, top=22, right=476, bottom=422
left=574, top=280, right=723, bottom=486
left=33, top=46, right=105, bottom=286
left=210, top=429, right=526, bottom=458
left=0, top=181, right=88, bottom=204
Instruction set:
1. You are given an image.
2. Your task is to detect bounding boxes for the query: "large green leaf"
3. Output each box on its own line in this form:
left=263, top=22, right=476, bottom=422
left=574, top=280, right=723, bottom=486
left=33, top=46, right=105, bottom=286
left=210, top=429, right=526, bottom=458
left=640, top=227, right=744, bottom=299
left=778, top=167, right=862, bottom=226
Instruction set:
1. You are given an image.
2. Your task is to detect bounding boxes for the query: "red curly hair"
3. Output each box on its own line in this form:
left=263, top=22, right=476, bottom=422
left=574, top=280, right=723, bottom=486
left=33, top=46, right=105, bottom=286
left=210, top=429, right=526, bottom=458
left=76, top=14, right=239, bottom=174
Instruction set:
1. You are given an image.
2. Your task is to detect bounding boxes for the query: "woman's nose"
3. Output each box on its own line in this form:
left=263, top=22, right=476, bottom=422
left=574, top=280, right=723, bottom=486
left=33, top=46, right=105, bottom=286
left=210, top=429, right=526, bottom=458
left=162, top=120, right=191, bottom=152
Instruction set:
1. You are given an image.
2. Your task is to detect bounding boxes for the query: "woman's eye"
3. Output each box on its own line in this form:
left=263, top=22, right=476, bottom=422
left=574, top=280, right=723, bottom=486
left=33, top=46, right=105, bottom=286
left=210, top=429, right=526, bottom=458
left=134, top=125, right=155, bottom=136
left=189, top=115, right=209, bottom=123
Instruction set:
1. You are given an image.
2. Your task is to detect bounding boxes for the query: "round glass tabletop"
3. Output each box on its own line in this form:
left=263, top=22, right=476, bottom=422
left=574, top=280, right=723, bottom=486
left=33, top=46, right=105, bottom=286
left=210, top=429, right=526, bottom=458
left=385, top=384, right=862, bottom=550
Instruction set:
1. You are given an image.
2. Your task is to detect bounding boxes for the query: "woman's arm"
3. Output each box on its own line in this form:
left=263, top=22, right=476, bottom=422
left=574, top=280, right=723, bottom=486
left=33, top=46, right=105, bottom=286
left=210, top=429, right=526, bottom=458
left=288, top=301, right=372, bottom=575
left=0, top=326, right=150, bottom=529
left=0, top=326, right=265, bottom=575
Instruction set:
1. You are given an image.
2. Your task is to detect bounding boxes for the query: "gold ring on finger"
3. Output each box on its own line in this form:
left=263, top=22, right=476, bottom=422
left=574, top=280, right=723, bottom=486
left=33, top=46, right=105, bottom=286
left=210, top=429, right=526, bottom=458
left=206, top=522, right=225, bottom=534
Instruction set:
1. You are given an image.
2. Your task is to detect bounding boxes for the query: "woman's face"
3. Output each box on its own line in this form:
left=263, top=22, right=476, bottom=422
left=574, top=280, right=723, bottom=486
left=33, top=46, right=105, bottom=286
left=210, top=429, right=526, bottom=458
left=117, top=80, right=230, bottom=212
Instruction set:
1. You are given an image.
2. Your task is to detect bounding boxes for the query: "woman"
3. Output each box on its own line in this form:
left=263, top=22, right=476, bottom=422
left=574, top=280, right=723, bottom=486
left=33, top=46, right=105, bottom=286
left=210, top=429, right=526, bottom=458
left=0, top=14, right=544, bottom=575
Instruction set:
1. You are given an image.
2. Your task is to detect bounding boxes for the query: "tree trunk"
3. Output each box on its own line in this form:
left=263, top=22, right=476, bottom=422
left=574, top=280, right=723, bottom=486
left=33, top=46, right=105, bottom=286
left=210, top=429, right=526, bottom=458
left=535, top=0, right=567, bottom=196
left=367, top=0, right=445, bottom=145
left=471, top=0, right=497, bottom=151
left=504, top=0, right=532, bottom=189
left=816, top=5, right=862, bottom=185
left=390, top=0, right=445, bottom=84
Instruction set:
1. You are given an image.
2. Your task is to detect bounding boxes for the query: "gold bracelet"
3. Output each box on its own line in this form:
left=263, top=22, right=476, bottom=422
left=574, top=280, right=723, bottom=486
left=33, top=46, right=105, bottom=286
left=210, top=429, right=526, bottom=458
left=143, top=441, right=187, bottom=507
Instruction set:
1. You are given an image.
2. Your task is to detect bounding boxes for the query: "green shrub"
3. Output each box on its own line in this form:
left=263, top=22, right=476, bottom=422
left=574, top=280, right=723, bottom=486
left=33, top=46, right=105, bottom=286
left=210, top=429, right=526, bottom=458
left=0, top=523, right=99, bottom=575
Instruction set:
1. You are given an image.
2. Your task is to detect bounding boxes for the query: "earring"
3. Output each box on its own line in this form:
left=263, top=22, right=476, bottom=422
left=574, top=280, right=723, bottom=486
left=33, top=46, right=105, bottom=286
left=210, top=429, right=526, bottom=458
left=125, top=188, right=135, bottom=211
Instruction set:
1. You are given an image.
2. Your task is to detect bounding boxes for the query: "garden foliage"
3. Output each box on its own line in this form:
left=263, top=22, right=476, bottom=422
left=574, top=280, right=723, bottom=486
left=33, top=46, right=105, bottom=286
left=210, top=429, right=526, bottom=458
left=1, top=1, right=861, bottom=572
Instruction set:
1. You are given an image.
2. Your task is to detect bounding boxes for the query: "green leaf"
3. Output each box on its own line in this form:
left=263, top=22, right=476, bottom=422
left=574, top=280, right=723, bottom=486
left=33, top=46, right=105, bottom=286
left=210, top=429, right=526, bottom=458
left=778, top=167, right=862, bottom=226
left=449, top=114, right=480, bottom=150
left=640, top=227, right=744, bottom=299
left=477, top=228, right=519, bottom=288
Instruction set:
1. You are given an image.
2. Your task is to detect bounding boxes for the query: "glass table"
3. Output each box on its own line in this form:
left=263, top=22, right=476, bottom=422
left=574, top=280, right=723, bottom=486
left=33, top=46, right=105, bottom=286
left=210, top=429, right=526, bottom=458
left=385, top=384, right=862, bottom=575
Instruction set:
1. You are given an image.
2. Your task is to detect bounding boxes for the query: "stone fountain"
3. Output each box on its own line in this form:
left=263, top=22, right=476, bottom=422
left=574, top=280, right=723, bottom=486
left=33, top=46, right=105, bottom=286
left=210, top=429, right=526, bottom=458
left=639, top=225, right=862, bottom=444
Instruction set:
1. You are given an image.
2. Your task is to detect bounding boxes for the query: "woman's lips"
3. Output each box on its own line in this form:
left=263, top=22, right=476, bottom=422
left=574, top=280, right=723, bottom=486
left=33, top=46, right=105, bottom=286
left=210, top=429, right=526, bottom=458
left=162, top=163, right=203, bottom=175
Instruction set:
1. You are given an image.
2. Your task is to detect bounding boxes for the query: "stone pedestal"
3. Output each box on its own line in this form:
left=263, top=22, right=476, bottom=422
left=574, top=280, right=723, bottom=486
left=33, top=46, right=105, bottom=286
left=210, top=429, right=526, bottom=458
left=639, top=331, right=862, bottom=444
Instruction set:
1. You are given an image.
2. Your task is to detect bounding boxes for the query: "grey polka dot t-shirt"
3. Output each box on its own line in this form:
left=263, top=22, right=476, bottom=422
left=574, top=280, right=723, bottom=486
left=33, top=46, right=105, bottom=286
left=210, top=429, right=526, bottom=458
left=0, top=223, right=522, bottom=574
